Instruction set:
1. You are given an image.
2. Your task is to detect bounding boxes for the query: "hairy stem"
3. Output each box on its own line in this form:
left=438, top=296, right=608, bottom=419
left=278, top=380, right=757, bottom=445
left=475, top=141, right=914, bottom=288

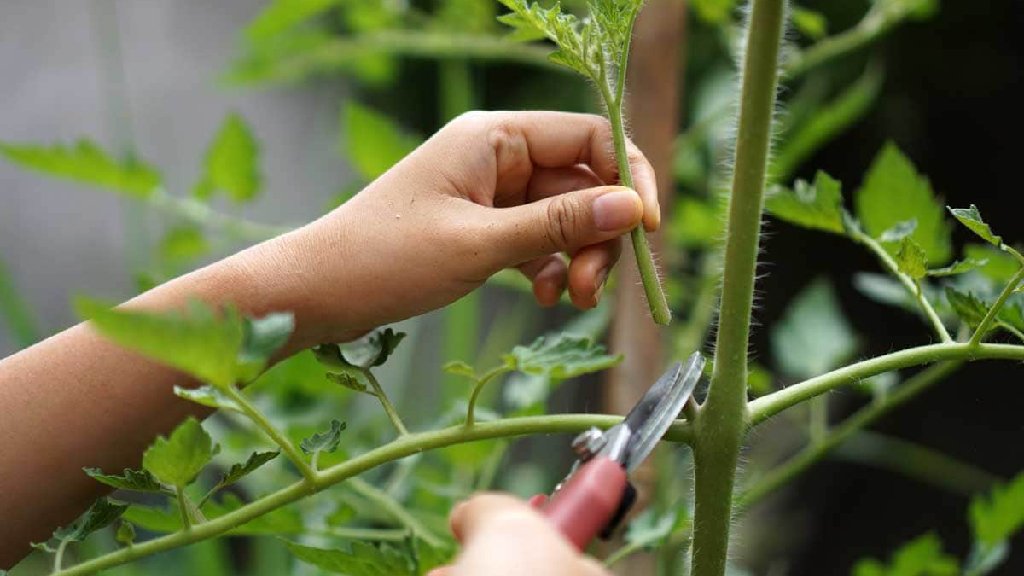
left=691, top=0, right=785, bottom=574
left=347, top=478, right=444, bottom=547
left=465, top=366, right=512, bottom=426
left=53, top=539, right=70, bottom=573
left=221, top=385, right=316, bottom=484
left=365, top=371, right=409, bottom=436
left=175, top=486, right=192, bottom=531
left=970, top=265, right=1024, bottom=346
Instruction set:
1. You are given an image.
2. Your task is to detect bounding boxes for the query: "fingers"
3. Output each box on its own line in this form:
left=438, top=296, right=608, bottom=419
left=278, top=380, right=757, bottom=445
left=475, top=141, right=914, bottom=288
left=567, top=239, right=620, bottom=309
left=449, top=493, right=535, bottom=544
left=517, top=255, right=568, bottom=307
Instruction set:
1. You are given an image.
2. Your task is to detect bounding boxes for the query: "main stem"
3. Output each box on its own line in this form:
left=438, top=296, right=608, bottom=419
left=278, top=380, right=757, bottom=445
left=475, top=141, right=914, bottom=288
left=691, top=1, right=786, bottom=574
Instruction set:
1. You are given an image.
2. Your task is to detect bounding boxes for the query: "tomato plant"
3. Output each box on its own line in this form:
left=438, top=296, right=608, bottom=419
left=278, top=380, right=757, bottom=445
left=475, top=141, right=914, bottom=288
left=2, top=1, right=1024, bottom=575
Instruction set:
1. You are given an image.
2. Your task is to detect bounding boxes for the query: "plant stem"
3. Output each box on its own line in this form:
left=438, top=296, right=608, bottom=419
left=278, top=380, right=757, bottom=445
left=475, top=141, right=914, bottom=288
left=149, top=188, right=292, bottom=243
left=51, top=413, right=693, bottom=576
left=365, top=371, right=409, bottom=436
left=54, top=539, right=70, bottom=573
left=175, top=486, right=192, bottom=530
left=347, top=478, right=444, bottom=548
left=690, top=0, right=785, bottom=573
left=737, top=361, right=960, bottom=508
left=748, top=342, right=1024, bottom=425
left=465, top=366, right=511, bottom=426
left=851, top=229, right=952, bottom=342
left=970, top=265, right=1024, bottom=346
left=221, top=385, right=316, bottom=484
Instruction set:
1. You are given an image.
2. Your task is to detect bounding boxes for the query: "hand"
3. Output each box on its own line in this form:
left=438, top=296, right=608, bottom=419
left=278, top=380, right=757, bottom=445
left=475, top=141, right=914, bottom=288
left=235, top=111, right=659, bottom=346
left=430, top=494, right=612, bottom=576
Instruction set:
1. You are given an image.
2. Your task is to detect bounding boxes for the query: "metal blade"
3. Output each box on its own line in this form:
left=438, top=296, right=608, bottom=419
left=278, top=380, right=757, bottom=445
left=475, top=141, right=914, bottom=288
left=621, top=352, right=705, bottom=472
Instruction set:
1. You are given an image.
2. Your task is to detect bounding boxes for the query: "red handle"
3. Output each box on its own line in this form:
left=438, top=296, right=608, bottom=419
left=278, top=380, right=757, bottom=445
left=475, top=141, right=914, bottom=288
left=533, top=456, right=628, bottom=551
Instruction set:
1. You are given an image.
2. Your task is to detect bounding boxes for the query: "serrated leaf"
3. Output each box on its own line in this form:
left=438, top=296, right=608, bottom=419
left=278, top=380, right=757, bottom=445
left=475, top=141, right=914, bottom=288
left=772, top=279, right=858, bottom=379
left=142, top=417, right=217, bottom=488
left=245, top=0, right=341, bottom=43
left=342, top=328, right=407, bottom=368
left=84, top=467, right=166, bottom=493
left=496, top=0, right=596, bottom=77
left=300, top=419, right=346, bottom=455
left=54, top=497, right=128, bottom=543
left=0, top=140, right=160, bottom=198
left=343, top=102, right=421, bottom=181
left=285, top=539, right=450, bottom=576
left=855, top=143, right=952, bottom=263
left=211, top=451, right=279, bottom=494
left=116, top=521, right=136, bottom=546
left=765, top=171, right=844, bottom=233
left=326, top=369, right=371, bottom=393
left=194, top=113, right=261, bottom=203
left=948, top=205, right=1002, bottom=247
left=927, top=258, right=987, bottom=277
left=944, top=287, right=989, bottom=329
left=852, top=533, right=958, bottom=576
left=174, top=385, right=242, bottom=412
left=896, top=238, right=928, bottom=280
left=505, top=334, right=621, bottom=381
left=442, top=360, right=477, bottom=379
left=880, top=220, right=918, bottom=243
left=970, top=472, right=1024, bottom=548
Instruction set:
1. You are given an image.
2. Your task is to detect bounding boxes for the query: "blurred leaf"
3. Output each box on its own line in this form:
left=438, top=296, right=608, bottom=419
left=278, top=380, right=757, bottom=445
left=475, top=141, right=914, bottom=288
left=879, top=220, right=918, bottom=243
left=855, top=143, right=952, bottom=263
left=343, top=102, right=421, bottom=181
left=965, top=245, right=1020, bottom=284
left=54, top=497, right=128, bottom=543
left=948, top=205, right=1002, bottom=247
left=159, top=226, right=210, bottom=264
left=437, top=0, right=496, bottom=33
left=0, top=139, right=160, bottom=198
left=624, top=509, right=678, bottom=549
left=765, top=171, right=844, bottom=234
left=0, top=257, right=39, bottom=348
left=125, top=493, right=304, bottom=535
left=115, top=521, right=136, bottom=547
left=194, top=113, right=261, bottom=203
left=245, top=0, right=341, bottom=43
left=927, top=258, right=986, bottom=278
left=227, top=30, right=396, bottom=87
left=174, top=385, right=242, bottom=412
left=854, top=273, right=915, bottom=310
left=285, top=539, right=450, bottom=575
left=142, top=417, right=217, bottom=488
left=944, top=287, right=988, bottom=329
left=505, top=333, right=621, bottom=380
left=670, top=196, right=723, bottom=247
left=747, top=364, right=774, bottom=397
left=442, top=360, right=477, bottom=379
left=772, top=279, right=857, bottom=378
left=84, top=467, right=166, bottom=493
left=691, top=0, right=737, bottom=23
left=211, top=451, right=279, bottom=494
left=240, top=313, right=295, bottom=367
left=895, top=238, right=928, bottom=280
left=791, top=7, right=827, bottom=39
left=300, top=419, right=346, bottom=456
left=970, top=472, right=1024, bottom=548
left=852, top=533, right=958, bottom=576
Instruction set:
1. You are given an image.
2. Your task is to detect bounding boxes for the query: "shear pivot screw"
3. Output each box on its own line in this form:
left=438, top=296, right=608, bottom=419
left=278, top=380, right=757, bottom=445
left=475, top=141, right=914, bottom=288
left=571, top=428, right=606, bottom=461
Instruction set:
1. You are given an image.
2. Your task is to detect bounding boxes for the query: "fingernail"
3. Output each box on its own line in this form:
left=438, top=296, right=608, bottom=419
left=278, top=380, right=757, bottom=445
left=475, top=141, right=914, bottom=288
left=593, top=189, right=640, bottom=232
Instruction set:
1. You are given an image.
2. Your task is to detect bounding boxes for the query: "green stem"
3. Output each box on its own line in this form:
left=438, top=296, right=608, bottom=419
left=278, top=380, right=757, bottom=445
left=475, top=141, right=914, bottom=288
left=149, top=188, right=292, bottom=243
left=347, top=478, right=443, bottom=548
left=308, top=527, right=411, bottom=542
left=365, top=371, right=409, bottom=436
left=465, top=366, right=511, bottom=426
left=970, top=265, right=1024, bottom=346
left=748, top=342, right=1024, bottom=425
left=175, top=486, right=192, bottom=531
left=221, top=385, right=316, bottom=484
left=690, top=0, right=785, bottom=573
left=737, top=361, right=960, bottom=508
left=54, top=538, right=70, bottom=573
left=851, top=229, right=952, bottom=342
left=52, top=413, right=692, bottom=576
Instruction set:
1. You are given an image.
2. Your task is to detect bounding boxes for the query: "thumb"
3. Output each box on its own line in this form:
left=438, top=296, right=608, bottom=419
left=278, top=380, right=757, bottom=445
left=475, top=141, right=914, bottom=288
left=491, top=186, right=643, bottom=263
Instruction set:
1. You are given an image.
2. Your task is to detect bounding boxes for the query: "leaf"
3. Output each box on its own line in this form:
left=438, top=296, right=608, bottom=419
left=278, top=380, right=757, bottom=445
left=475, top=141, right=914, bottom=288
left=116, top=521, right=136, bottom=546
left=84, top=467, right=166, bottom=493
left=854, top=273, right=916, bottom=310
left=852, top=533, right=958, bottom=576
left=690, top=0, right=737, bottom=23
left=442, top=360, right=477, bottom=379
left=194, top=113, right=261, bottom=203
left=159, top=226, right=209, bottom=264
left=879, top=220, right=918, bottom=243
left=504, top=333, right=621, bottom=381
left=174, top=385, right=242, bottom=412
left=76, top=298, right=245, bottom=388
left=212, top=451, right=279, bottom=493
left=765, top=171, right=844, bottom=233
left=239, top=312, right=295, bottom=369
left=965, top=245, right=1020, bottom=284
left=300, top=419, right=346, bottom=456
left=496, top=0, right=597, bottom=77
left=326, top=369, right=371, bottom=393
left=944, top=287, right=989, bottom=329
left=854, top=143, right=952, bottom=263
left=124, top=493, right=304, bottom=535
left=927, top=258, right=987, bottom=278
left=895, top=238, right=928, bottom=280
left=320, top=328, right=407, bottom=369
left=670, top=196, right=723, bottom=247
left=791, top=7, right=827, bottom=39
left=245, top=0, right=341, bottom=43
left=970, top=472, right=1024, bottom=548
left=0, top=256, right=40, bottom=348
left=343, top=102, right=422, bottom=181
left=54, top=497, right=129, bottom=543
left=142, top=417, right=217, bottom=487
left=772, top=279, right=858, bottom=379
left=285, top=539, right=450, bottom=576
left=948, top=205, right=1002, bottom=247
left=0, top=140, right=160, bottom=198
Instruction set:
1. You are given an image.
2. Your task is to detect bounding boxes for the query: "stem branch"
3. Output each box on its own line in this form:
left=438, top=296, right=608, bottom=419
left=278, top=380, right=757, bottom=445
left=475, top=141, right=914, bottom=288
left=970, top=265, right=1024, bottom=346
left=365, top=371, right=409, bottom=436
left=347, top=478, right=444, bottom=548
left=221, top=385, right=316, bottom=484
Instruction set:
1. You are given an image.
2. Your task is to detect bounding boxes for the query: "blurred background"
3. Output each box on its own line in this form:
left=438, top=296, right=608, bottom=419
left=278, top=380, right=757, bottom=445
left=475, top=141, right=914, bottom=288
left=2, top=0, right=1023, bottom=574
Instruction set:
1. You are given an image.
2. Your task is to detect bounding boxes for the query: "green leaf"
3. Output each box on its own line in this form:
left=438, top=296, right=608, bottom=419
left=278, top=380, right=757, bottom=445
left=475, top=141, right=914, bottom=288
left=125, top=493, right=304, bottom=535
left=944, top=287, right=989, bottom=329
left=927, top=258, right=987, bottom=277
left=54, top=497, right=129, bottom=543
left=76, top=298, right=245, bottom=388
left=174, top=385, right=242, bottom=412
left=791, top=7, right=828, bottom=39
left=343, top=102, right=421, bottom=181
left=239, top=312, right=295, bottom=369
left=84, top=467, right=166, bottom=493
left=210, top=451, right=279, bottom=493
left=496, top=0, right=596, bottom=77
left=326, top=369, right=371, bottom=393
left=772, top=278, right=858, bottom=379
left=854, top=143, right=952, bottom=263
left=0, top=256, right=40, bottom=348
left=142, top=417, right=217, bottom=488
left=852, top=533, right=958, bottom=576
left=194, top=113, right=261, bottom=203
left=159, top=226, right=209, bottom=264
left=300, top=419, right=346, bottom=455
left=970, top=472, right=1024, bottom=548
left=690, top=0, right=737, bottom=23
left=0, top=140, right=160, bottom=198
left=323, top=328, right=407, bottom=369
left=670, top=196, right=723, bottom=247
left=895, top=238, right=928, bottom=280
left=115, top=521, right=136, bottom=547
left=245, top=0, right=341, bottom=43
left=505, top=334, right=621, bottom=381
left=765, top=171, right=844, bottom=234
left=948, top=205, right=1002, bottom=247
left=879, top=220, right=918, bottom=243
left=965, top=245, right=1020, bottom=284
left=442, top=360, right=477, bottom=379
left=285, top=539, right=450, bottom=576
left=854, top=273, right=916, bottom=310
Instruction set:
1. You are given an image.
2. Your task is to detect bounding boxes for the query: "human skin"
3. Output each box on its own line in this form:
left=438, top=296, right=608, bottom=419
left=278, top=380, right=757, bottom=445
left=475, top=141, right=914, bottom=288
left=0, top=111, right=659, bottom=568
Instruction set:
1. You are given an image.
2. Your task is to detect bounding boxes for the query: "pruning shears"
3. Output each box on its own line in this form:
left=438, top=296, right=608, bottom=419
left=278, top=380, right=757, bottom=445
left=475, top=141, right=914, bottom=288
left=529, top=352, right=706, bottom=550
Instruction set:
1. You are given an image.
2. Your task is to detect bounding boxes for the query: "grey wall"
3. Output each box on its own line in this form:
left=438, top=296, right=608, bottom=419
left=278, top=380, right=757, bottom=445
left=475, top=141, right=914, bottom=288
left=0, top=0, right=351, bottom=355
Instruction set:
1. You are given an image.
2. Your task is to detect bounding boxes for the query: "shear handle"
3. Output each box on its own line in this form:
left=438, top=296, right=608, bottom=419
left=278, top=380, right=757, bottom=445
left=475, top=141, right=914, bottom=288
left=533, top=456, right=629, bottom=551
